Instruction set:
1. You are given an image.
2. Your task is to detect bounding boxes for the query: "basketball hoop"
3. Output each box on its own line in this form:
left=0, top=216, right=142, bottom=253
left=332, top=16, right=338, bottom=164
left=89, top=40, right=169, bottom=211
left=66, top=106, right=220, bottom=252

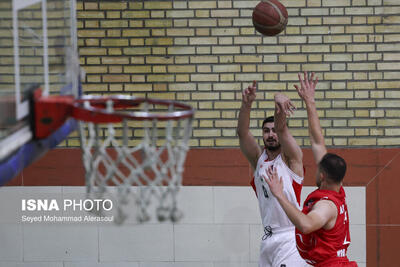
left=34, top=91, right=194, bottom=223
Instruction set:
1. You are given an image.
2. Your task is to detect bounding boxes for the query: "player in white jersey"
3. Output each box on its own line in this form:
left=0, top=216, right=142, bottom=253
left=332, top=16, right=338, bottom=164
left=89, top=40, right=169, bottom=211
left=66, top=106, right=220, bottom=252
left=237, top=81, right=308, bottom=267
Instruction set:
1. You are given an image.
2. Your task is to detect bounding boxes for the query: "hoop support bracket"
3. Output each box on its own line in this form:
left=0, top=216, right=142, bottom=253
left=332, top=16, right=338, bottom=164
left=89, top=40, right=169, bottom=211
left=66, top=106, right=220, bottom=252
left=34, top=88, right=74, bottom=139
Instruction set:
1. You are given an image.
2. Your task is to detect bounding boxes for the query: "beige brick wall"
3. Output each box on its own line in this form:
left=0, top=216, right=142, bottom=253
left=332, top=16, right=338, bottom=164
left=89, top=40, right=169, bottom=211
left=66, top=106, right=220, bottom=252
left=75, top=0, right=400, bottom=148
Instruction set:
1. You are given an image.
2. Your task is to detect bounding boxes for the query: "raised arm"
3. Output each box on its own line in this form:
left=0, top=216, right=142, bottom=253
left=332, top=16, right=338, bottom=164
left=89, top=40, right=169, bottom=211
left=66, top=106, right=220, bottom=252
left=294, top=72, right=327, bottom=164
left=265, top=166, right=337, bottom=234
left=273, top=93, right=303, bottom=177
left=237, top=81, right=262, bottom=170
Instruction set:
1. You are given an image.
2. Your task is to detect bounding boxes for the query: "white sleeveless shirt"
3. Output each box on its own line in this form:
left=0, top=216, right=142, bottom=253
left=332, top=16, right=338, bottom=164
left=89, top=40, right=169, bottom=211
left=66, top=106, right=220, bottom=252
left=254, top=150, right=303, bottom=229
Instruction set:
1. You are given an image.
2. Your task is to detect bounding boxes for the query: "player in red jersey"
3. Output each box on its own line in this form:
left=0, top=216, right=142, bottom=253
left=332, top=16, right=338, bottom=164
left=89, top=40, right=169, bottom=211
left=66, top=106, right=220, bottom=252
left=264, top=72, right=358, bottom=267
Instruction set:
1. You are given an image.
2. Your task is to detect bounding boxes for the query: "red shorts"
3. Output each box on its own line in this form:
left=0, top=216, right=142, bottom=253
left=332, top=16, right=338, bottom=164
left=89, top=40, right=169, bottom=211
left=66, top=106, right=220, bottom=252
left=315, top=258, right=358, bottom=267
left=324, top=261, right=358, bottom=267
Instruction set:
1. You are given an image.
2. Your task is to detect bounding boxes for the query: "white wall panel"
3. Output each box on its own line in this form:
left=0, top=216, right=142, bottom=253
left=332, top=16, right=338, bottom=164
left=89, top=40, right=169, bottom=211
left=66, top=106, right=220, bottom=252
left=23, top=224, right=98, bottom=261
left=0, top=224, right=23, bottom=260
left=214, top=187, right=260, bottom=224
left=99, top=224, right=174, bottom=261
left=175, top=224, right=250, bottom=261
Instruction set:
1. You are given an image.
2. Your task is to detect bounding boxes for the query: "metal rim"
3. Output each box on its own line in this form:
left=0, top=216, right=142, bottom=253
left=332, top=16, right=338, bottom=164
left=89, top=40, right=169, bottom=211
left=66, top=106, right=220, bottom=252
left=72, top=95, right=195, bottom=123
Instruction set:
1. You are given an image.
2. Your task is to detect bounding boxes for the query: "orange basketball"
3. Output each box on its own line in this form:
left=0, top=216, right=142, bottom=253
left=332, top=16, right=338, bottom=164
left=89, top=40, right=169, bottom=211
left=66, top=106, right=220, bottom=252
left=252, top=0, right=288, bottom=36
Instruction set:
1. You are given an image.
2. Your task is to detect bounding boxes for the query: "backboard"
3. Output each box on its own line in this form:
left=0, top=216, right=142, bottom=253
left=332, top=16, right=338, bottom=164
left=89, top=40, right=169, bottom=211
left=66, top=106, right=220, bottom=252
left=0, top=0, right=79, bottom=184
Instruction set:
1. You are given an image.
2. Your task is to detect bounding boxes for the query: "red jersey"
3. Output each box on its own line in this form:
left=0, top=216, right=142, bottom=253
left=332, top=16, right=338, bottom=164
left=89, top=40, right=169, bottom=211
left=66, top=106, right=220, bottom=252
left=295, top=187, right=356, bottom=266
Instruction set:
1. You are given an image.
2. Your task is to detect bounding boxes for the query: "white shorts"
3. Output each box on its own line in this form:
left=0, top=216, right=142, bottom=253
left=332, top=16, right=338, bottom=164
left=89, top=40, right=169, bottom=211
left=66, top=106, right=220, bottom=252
left=259, top=226, right=309, bottom=267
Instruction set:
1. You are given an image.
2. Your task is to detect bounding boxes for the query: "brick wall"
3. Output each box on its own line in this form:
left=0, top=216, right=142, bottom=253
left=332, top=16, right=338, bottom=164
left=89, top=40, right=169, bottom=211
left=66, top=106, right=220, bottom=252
left=74, top=0, right=400, bottom=148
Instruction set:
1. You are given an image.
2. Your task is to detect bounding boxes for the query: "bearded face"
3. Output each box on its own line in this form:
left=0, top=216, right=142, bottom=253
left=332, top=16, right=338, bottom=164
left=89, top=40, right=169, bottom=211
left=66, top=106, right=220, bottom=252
left=262, top=122, right=281, bottom=151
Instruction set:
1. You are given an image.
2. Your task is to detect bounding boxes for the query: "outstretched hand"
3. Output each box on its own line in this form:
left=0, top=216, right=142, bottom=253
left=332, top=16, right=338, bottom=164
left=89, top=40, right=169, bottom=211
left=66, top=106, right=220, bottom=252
left=264, top=166, right=284, bottom=199
left=242, top=80, right=257, bottom=107
left=274, top=93, right=296, bottom=117
left=294, top=71, right=318, bottom=104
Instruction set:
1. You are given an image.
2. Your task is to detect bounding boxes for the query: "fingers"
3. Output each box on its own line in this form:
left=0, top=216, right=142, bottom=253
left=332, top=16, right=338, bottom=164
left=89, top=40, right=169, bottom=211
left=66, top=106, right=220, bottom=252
left=245, top=81, right=256, bottom=95
left=243, top=87, right=251, bottom=96
left=265, top=166, right=282, bottom=185
left=304, top=71, right=310, bottom=87
left=304, top=71, right=319, bottom=84
left=276, top=102, right=293, bottom=117
left=294, top=82, right=306, bottom=101
left=288, top=101, right=296, bottom=115
left=264, top=175, right=271, bottom=187
left=310, top=72, right=319, bottom=87
left=250, top=81, right=257, bottom=93
left=242, top=81, right=258, bottom=103
left=298, top=71, right=319, bottom=89
left=242, top=88, right=248, bottom=97
left=276, top=96, right=296, bottom=116
left=264, top=168, right=272, bottom=186
left=297, top=72, right=303, bottom=84
left=266, top=165, right=272, bottom=178
left=264, top=166, right=284, bottom=197
left=283, top=102, right=294, bottom=117
left=275, top=102, right=282, bottom=115
left=297, top=72, right=305, bottom=89
left=266, top=165, right=277, bottom=178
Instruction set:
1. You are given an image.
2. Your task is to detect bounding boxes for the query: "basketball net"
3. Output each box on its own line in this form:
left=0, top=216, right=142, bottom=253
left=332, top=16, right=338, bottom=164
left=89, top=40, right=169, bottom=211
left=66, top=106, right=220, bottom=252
left=78, top=100, right=193, bottom=224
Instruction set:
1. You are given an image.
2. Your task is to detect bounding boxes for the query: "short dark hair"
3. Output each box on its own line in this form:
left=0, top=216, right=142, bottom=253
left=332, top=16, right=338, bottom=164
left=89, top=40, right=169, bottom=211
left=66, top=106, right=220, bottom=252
left=262, top=116, right=274, bottom=128
left=319, top=153, right=347, bottom=183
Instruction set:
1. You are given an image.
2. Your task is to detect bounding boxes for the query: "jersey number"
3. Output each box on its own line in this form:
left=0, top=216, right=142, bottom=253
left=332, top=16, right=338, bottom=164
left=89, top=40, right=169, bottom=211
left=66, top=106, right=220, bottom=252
left=262, top=185, right=269, bottom=198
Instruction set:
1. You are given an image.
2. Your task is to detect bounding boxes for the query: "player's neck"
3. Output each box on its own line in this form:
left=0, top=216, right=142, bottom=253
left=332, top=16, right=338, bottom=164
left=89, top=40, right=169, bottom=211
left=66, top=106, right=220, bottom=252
left=319, top=181, right=341, bottom=192
left=266, top=148, right=280, bottom=160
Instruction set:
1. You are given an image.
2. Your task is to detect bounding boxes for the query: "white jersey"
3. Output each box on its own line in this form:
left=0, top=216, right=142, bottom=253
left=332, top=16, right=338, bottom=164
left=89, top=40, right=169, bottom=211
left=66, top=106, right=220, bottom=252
left=253, top=150, right=303, bottom=229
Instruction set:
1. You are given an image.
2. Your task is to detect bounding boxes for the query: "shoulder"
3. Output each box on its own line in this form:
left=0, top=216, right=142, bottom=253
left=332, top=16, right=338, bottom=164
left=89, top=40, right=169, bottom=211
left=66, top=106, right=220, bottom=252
left=313, top=199, right=337, bottom=212
left=305, top=190, right=336, bottom=210
left=311, top=199, right=338, bottom=223
left=277, top=153, right=304, bottom=182
left=254, top=149, right=266, bottom=169
left=281, top=152, right=304, bottom=178
left=309, top=189, right=338, bottom=200
left=256, top=149, right=264, bottom=160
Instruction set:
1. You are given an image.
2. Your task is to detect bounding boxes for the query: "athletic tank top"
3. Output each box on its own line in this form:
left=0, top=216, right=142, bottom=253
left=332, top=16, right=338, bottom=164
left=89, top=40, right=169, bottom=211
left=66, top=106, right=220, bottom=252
left=253, top=150, right=303, bottom=229
left=296, top=187, right=351, bottom=266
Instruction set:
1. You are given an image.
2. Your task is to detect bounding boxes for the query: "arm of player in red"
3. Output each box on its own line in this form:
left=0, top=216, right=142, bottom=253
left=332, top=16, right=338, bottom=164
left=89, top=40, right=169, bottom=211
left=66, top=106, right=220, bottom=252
left=294, top=71, right=327, bottom=164
left=264, top=165, right=336, bottom=234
